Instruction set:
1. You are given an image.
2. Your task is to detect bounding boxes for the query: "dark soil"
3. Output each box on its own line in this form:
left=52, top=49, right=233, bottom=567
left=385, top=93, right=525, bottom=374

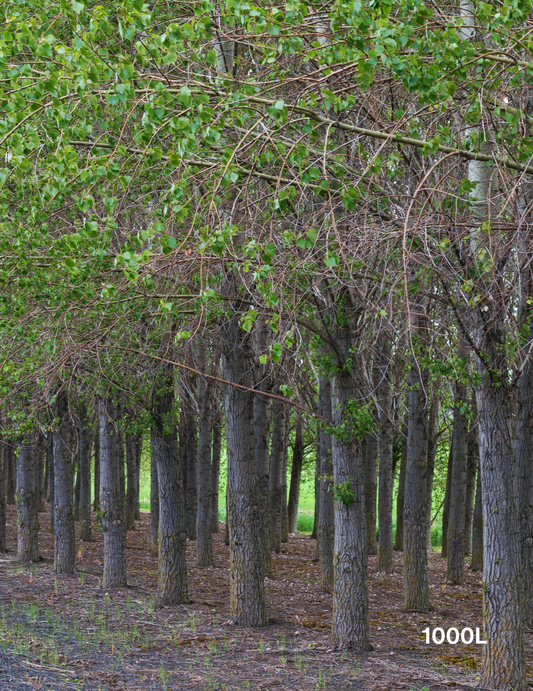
left=0, top=504, right=530, bottom=690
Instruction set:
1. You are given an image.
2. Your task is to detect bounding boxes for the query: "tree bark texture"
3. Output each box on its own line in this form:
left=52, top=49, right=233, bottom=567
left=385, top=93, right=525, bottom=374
left=93, top=429, right=100, bottom=510
left=99, top=397, right=127, bottom=588
left=153, top=374, right=189, bottom=605
left=317, top=377, right=334, bottom=592
left=6, top=443, right=15, bottom=505
left=281, top=425, right=290, bottom=544
left=47, top=433, right=54, bottom=533
left=54, top=391, right=75, bottom=574
left=426, top=392, right=440, bottom=550
left=17, top=438, right=39, bottom=563
left=78, top=407, right=92, bottom=542
left=35, top=437, right=45, bottom=513
left=211, top=410, right=222, bottom=533
left=447, top=373, right=469, bottom=585
left=0, top=445, right=5, bottom=552
left=197, top=341, right=214, bottom=567
left=331, top=326, right=371, bottom=651
left=377, top=337, right=394, bottom=573
left=222, top=304, right=267, bottom=627
left=125, top=432, right=138, bottom=530
left=287, top=413, right=303, bottom=534
left=394, top=418, right=407, bottom=552
left=464, top=424, right=477, bottom=556
left=364, top=431, right=378, bottom=556
left=403, top=302, right=431, bottom=611
left=269, top=398, right=285, bottom=554
left=441, top=441, right=453, bottom=559
left=254, top=373, right=272, bottom=577
left=150, top=431, right=159, bottom=557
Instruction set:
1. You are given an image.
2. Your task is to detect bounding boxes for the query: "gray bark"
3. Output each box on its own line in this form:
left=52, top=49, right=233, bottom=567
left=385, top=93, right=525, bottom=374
left=47, top=434, right=54, bottom=533
left=93, top=428, right=100, bottom=510
left=269, top=398, right=285, bottom=554
left=403, top=301, right=431, bottom=611
left=153, top=372, right=189, bottom=605
left=78, top=407, right=92, bottom=541
left=377, top=337, right=394, bottom=573
left=222, top=300, right=267, bottom=626
left=197, top=342, right=214, bottom=567
left=54, top=391, right=75, bottom=573
left=35, top=437, right=45, bottom=513
left=99, top=396, right=127, bottom=588
left=281, top=423, right=290, bottom=544
left=125, top=432, right=137, bottom=530
left=447, top=371, right=469, bottom=585
left=317, top=377, right=334, bottom=592
left=150, top=431, right=159, bottom=556
left=184, top=382, right=198, bottom=541
left=331, top=324, right=371, bottom=650
left=470, top=462, right=483, bottom=571
left=211, top=411, right=222, bottom=533
left=0, top=445, right=5, bottom=552
left=426, top=392, right=440, bottom=550
left=254, top=375, right=272, bottom=576
left=6, top=443, right=15, bottom=505
left=394, top=418, right=407, bottom=551
left=441, top=441, right=453, bottom=558
left=287, top=413, right=303, bottom=534
left=17, top=437, right=39, bottom=563
left=464, top=424, right=477, bottom=556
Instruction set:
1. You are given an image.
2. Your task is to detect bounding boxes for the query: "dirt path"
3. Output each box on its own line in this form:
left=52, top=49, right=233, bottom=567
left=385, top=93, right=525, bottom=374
left=0, top=504, right=528, bottom=690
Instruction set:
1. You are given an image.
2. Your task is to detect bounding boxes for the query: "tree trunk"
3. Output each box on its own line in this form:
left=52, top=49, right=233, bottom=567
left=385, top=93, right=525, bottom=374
left=54, top=391, right=75, bottom=573
left=446, top=368, right=469, bottom=585
left=377, top=336, right=394, bottom=573
left=403, top=301, right=431, bottom=611
left=185, top=385, right=198, bottom=542
left=99, top=396, right=127, bottom=588
left=153, top=372, right=189, bottom=605
left=464, top=424, right=477, bottom=556
left=394, top=418, right=407, bottom=551
left=222, top=301, right=267, bottom=627
left=134, top=434, right=142, bottom=520
left=17, top=437, right=39, bottom=563
left=197, top=342, right=214, bottom=567
left=150, top=430, right=159, bottom=557
left=470, top=464, right=483, bottom=571
left=254, top=375, right=272, bottom=577
left=93, top=428, right=100, bottom=511
left=287, top=413, right=303, bottom=534
left=211, top=411, right=222, bottom=533
left=310, top=455, right=319, bottom=541
left=426, top=392, right=440, bottom=550
left=281, top=424, right=290, bottom=544
left=6, top=443, right=15, bottom=505
left=73, top=463, right=80, bottom=521
left=35, top=437, right=45, bottom=513
left=331, top=325, right=371, bottom=651
left=269, top=398, right=285, bottom=554
left=125, top=432, right=137, bottom=530
left=364, top=431, right=378, bottom=556
left=78, top=407, right=92, bottom=542
left=0, top=445, right=5, bottom=553
left=317, top=377, right=334, bottom=592
left=47, top=433, right=54, bottom=533
left=441, top=442, right=453, bottom=558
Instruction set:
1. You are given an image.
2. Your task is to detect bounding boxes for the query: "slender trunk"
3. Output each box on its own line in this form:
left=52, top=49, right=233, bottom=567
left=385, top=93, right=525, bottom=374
left=78, top=407, right=92, bottom=541
left=0, top=445, right=5, bottom=552
left=73, top=463, right=80, bottom=521
left=47, top=434, right=54, bottom=533
left=317, top=377, right=334, bottom=592
left=17, top=437, right=39, bottom=563
left=377, top=337, right=394, bottom=573
left=269, top=398, right=285, bottom=554
left=464, top=425, right=477, bottom=556
left=125, top=432, right=137, bottom=530
left=197, top=342, right=214, bottom=567
left=150, top=431, right=159, bottom=557
left=426, top=392, right=440, bottom=550
left=394, top=418, right=407, bottom=551
left=54, top=391, right=75, bottom=573
left=364, top=431, right=378, bottom=556
left=281, top=424, right=289, bottom=543
left=470, top=464, right=483, bottom=571
left=134, top=434, right=142, bottom=520
left=35, top=437, right=45, bottom=513
left=153, top=373, right=189, bottom=605
left=255, top=376, right=272, bottom=576
left=185, top=384, right=198, bottom=541
left=310, top=454, right=319, bottom=541
left=441, top=442, right=453, bottom=558
left=43, top=439, right=49, bottom=503
left=403, top=301, right=431, bottom=611
left=222, top=293, right=267, bottom=626
left=287, top=413, right=303, bottom=534
left=93, top=429, right=100, bottom=510
left=99, top=396, right=127, bottom=588
left=211, top=412, right=222, bottom=533
left=447, top=367, right=469, bottom=585
left=6, top=443, right=15, bottom=505
left=331, top=326, right=371, bottom=651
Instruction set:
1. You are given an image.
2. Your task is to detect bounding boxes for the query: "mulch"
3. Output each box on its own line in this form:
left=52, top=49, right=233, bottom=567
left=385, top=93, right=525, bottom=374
left=0, top=503, right=530, bottom=690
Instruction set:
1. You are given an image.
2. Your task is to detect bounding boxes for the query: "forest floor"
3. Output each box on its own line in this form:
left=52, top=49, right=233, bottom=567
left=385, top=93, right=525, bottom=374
left=0, top=505, right=530, bottom=691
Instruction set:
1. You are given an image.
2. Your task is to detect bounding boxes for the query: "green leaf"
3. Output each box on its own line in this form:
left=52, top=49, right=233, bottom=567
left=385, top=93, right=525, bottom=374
left=72, top=0, right=85, bottom=13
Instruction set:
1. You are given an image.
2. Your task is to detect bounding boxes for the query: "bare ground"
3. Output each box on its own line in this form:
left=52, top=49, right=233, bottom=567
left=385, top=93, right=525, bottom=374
left=0, top=504, right=530, bottom=691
